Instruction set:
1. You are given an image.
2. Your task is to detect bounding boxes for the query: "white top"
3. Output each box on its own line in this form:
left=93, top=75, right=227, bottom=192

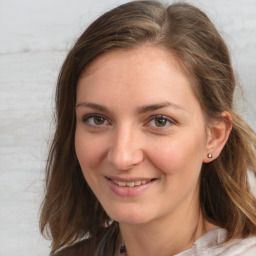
left=176, top=228, right=256, bottom=256
left=56, top=227, right=256, bottom=255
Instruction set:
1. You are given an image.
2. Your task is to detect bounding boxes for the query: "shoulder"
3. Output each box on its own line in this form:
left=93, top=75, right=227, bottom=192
left=216, top=235, right=256, bottom=256
left=177, top=228, right=256, bottom=256
left=52, top=226, right=118, bottom=256
left=53, top=238, right=94, bottom=256
left=203, top=229, right=256, bottom=256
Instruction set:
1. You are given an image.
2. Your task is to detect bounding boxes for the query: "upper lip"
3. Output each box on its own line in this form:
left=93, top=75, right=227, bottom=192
left=106, top=176, right=156, bottom=182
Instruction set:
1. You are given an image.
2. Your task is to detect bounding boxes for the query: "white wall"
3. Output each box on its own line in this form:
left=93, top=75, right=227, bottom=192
left=0, top=0, right=255, bottom=255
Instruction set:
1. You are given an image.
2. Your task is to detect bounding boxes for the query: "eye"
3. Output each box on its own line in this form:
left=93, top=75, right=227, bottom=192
left=82, top=114, right=110, bottom=127
left=146, top=115, right=174, bottom=128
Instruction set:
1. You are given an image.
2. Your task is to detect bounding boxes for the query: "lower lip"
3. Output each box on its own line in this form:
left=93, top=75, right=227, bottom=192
left=105, top=178, right=156, bottom=197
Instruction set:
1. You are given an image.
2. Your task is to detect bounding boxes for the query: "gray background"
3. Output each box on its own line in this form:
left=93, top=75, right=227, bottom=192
left=0, top=0, right=255, bottom=255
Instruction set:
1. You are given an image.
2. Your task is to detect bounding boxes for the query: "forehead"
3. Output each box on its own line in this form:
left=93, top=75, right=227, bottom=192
left=76, top=45, right=200, bottom=114
left=81, top=45, right=182, bottom=79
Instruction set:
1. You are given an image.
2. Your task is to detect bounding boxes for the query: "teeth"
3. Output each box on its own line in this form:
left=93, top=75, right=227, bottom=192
left=134, top=180, right=142, bottom=186
left=127, top=182, right=135, bottom=187
left=113, top=179, right=150, bottom=187
left=116, top=181, right=126, bottom=187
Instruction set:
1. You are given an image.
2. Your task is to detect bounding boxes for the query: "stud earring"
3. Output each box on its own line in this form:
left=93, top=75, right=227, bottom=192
left=120, top=244, right=126, bottom=254
left=207, top=153, right=213, bottom=158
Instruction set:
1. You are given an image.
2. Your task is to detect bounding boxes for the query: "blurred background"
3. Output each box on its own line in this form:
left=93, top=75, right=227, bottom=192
left=0, top=0, right=255, bottom=255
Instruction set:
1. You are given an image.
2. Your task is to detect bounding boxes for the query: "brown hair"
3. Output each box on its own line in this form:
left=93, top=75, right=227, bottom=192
left=40, top=0, right=256, bottom=253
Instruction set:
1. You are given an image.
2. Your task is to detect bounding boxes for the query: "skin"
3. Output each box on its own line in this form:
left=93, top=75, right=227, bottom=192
left=75, top=45, right=231, bottom=256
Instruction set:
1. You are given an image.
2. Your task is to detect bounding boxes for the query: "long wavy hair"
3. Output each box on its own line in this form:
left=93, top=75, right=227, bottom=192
left=40, top=0, right=256, bottom=253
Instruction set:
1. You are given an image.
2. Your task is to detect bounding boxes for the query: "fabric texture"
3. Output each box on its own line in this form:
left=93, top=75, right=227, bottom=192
left=176, top=228, right=256, bottom=256
left=54, top=227, right=256, bottom=256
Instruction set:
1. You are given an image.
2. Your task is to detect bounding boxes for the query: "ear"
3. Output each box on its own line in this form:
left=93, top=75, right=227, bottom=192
left=203, top=111, right=232, bottom=163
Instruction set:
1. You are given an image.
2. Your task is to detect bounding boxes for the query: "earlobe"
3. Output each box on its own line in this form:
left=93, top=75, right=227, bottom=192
left=203, top=111, right=232, bottom=163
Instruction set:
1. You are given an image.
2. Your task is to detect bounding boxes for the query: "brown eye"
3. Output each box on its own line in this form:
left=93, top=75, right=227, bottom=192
left=94, top=116, right=105, bottom=125
left=146, top=115, right=174, bottom=129
left=155, top=117, right=168, bottom=127
left=82, top=114, right=109, bottom=126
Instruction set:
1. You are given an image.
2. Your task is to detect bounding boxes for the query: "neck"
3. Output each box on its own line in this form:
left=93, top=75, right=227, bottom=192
left=117, top=203, right=216, bottom=256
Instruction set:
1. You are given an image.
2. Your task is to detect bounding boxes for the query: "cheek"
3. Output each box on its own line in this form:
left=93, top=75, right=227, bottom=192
left=146, top=134, right=205, bottom=176
left=75, top=129, right=107, bottom=171
left=148, top=143, right=185, bottom=176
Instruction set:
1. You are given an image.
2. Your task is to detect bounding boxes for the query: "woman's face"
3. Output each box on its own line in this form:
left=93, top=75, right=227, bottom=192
left=75, top=45, right=210, bottom=225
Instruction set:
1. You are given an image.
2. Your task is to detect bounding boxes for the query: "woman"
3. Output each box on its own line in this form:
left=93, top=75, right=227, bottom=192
left=40, top=1, right=256, bottom=255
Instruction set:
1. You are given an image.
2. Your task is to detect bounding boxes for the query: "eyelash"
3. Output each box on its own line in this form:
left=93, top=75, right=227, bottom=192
left=145, top=115, right=175, bottom=129
left=82, top=113, right=111, bottom=127
left=81, top=114, right=175, bottom=129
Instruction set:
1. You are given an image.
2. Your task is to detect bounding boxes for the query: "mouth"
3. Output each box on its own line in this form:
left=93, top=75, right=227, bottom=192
left=106, top=177, right=157, bottom=187
left=105, top=176, right=157, bottom=197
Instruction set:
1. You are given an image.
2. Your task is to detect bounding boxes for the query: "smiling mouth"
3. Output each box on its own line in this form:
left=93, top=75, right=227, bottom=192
left=107, top=178, right=156, bottom=187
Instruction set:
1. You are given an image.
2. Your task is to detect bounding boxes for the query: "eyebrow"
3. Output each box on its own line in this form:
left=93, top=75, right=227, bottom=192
left=76, top=102, right=110, bottom=113
left=76, top=101, right=187, bottom=114
left=136, top=101, right=187, bottom=114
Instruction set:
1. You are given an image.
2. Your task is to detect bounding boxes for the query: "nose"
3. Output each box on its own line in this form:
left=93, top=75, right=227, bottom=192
left=107, top=125, right=144, bottom=170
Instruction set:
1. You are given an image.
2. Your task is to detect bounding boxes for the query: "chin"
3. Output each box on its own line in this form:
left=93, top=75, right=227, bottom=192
left=106, top=207, right=154, bottom=225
